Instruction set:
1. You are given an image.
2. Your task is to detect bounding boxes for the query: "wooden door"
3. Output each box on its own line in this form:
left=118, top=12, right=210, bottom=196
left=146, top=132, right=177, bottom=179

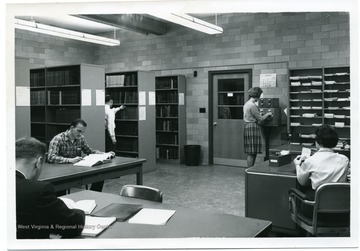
left=212, top=72, right=250, bottom=166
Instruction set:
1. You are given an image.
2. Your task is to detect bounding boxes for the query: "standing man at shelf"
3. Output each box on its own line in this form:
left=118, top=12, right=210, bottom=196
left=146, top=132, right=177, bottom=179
left=48, top=118, right=112, bottom=192
left=16, top=137, right=85, bottom=239
left=105, top=95, right=125, bottom=152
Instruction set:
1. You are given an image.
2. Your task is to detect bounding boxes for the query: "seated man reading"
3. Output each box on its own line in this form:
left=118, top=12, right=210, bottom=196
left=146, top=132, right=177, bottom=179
left=48, top=118, right=113, bottom=192
left=16, top=137, right=85, bottom=239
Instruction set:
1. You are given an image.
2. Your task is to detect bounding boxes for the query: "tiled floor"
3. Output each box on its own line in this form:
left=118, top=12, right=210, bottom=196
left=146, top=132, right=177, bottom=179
left=103, top=162, right=246, bottom=217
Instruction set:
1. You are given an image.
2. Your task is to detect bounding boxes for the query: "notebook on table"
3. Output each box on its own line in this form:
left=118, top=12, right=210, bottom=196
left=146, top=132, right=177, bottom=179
left=91, top=203, right=142, bottom=222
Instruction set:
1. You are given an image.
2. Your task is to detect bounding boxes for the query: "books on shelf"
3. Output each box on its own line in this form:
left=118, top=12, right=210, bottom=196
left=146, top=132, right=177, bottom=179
left=74, top=152, right=114, bottom=167
left=290, top=82, right=301, bottom=86
left=334, top=122, right=345, bottom=128
left=128, top=208, right=176, bottom=225
left=309, top=89, right=322, bottom=93
left=91, top=203, right=142, bottom=222
left=324, top=80, right=336, bottom=85
left=302, top=82, right=311, bottom=86
left=59, top=198, right=96, bottom=214
left=324, top=97, right=338, bottom=101
left=290, top=122, right=301, bottom=126
left=81, top=216, right=116, bottom=237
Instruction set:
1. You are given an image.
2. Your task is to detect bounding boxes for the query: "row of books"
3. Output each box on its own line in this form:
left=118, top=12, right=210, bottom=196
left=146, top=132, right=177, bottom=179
left=106, top=74, right=137, bottom=87
left=156, top=106, right=178, bottom=118
left=31, top=90, right=80, bottom=105
left=156, top=92, right=178, bottom=103
left=116, top=138, right=138, bottom=152
left=31, top=90, right=46, bottom=105
left=156, top=147, right=179, bottom=160
left=156, top=78, right=178, bottom=89
left=156, top=134, right=178, bottom=145
left=115, top=124, right=138, bottom=136
left=112, top=91, right=138, bottom=104
left=30, top=70, right=79, bottom=87
left=116, top=107, right=138, bottom=120
left=156, top=120, right=178, bottom=131
left=54, top=108, right=80, bottom=124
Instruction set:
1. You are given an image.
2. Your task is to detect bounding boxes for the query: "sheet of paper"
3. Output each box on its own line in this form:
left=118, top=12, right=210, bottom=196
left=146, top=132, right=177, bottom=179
left=81, top=216, right=116, bottom=237
left=139, top=91, right=146, bottom=106
left=128, top=208, right=176, bottom=225
left=179, top=93, right=184, bottom=105
left=148, top=91, right=155, bottom=105
left=139, top=106, right=146, bottom=121
left=96, top=89, right=105, bottom=106
left=82, top=89, right=92, bottom=106
left=16, top=86, right=30, bottom=106
left=301, top=147, right=311, bottom=158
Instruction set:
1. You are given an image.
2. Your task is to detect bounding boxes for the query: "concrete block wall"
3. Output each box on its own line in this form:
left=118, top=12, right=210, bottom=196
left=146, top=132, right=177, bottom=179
left=15, top=29, right=97, bottom=68
left=15, top=12, right=350, bottom=164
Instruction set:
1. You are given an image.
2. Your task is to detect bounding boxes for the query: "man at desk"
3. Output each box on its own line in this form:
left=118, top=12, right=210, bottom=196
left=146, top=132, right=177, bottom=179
left=293, top=124, right=349, bottom=199
left=48, top=118, right=109, bottom=192
left=16, top=137, right=85, bottom=239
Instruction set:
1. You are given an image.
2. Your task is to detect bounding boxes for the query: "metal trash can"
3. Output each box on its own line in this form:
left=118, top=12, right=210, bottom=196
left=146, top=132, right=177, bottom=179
left=184, top=145, right=201, bottom=166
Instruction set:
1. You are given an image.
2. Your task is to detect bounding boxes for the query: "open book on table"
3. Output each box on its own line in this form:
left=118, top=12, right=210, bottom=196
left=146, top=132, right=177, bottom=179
left=74, top=152, right=114, bottom=167
left=59, top=197, right=96, bottom=214
left=81, top=216, right=116, bottom=237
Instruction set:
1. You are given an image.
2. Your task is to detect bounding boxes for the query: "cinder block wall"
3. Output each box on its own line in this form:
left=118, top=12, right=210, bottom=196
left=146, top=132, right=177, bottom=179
left=15, top=12, right=350, bottom=164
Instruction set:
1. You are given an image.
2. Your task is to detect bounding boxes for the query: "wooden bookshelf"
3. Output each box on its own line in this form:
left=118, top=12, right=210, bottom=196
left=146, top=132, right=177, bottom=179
left=29, top=64, right=105, bottom=151
left=288, top=66, right=350, bottom=156
left=105, top=71, right=156, bottom=172
left=155, top=75, right=186, bottom=163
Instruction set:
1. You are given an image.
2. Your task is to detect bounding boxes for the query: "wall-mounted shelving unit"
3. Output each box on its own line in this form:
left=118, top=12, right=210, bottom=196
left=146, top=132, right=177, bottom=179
left=288, top=66, right=350, bottom=155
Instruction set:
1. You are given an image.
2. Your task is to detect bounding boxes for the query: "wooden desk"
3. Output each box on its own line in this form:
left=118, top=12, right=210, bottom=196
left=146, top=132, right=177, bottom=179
left=245, top=161, right=298, bottom=235
left=39, top=157, right=145, bottom=192
left=64, top=190, right=272, bottom=238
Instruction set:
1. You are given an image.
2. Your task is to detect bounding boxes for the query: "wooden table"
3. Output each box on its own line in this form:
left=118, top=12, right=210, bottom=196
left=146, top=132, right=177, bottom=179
left=39, top=157, right=145, bottom=192
left=64, top=190, right=272, bottom=238
left=245, top=161, right=299, bottom=235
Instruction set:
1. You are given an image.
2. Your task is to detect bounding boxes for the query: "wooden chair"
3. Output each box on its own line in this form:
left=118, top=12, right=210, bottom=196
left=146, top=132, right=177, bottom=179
left=120, top=185, right=163, bottom=202
left=288, top=182, right=350, bottom=237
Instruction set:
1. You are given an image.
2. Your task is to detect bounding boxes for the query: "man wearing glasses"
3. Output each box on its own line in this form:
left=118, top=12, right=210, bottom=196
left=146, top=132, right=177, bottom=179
left=48, top=118, right=108, bottom=192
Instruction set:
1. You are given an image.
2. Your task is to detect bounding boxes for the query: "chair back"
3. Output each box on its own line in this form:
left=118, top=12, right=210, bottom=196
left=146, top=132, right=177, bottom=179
left=314, top=183, right=350, bottom=214
left=120, top=185, right=163, bottom=202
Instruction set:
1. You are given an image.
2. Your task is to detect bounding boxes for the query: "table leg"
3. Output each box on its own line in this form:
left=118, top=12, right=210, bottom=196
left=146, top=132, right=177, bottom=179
left=136, top=165, right=143, bottom=185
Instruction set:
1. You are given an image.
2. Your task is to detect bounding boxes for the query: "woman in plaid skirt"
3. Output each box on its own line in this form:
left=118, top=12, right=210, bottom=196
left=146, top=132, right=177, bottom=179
left=243, top=87, right=273, bottom=167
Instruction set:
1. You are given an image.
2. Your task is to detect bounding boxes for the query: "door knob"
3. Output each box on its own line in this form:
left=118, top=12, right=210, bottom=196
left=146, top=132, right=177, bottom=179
left=213, top=122, right=217, bottom=126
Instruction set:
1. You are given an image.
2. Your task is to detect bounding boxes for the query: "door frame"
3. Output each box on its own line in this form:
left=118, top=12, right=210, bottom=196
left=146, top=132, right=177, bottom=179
left=208, top=69, right=253, bottom=165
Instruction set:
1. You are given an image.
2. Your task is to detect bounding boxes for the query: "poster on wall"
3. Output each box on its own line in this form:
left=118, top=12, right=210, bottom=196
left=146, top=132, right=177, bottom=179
left=260, top=73, right=277, bottom=88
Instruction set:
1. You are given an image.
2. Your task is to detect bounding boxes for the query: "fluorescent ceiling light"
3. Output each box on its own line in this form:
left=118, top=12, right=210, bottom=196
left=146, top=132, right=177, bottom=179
left=14, top=18, right=120, bottom=46
left=150, top=13, right=223, bottom=35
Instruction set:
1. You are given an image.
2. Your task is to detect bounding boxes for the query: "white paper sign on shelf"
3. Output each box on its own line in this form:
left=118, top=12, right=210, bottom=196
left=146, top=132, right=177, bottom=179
left=179, top=93, right=184, bottom=105
left=96, top=90, right=105, bottom=106
left=16, top=86, right=30, bottom=106
left=148, top=91, right=155, bottom=105
left=260, top=73, right=277, bottom=88
left=139, top=106, right=146, bottom=121
left=81, top=89, right=92, bottom=106
left=139, top=91, right=146, bottom=106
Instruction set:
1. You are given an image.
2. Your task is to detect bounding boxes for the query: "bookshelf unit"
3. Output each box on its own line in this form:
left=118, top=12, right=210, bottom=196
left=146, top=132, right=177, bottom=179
left=288, top=66, right=350, bottom=155
left=105, top=71, right=155, bottom=172
left=30, top=64, right=105, bottom=151
left=155, top=75, right=186, bottom=163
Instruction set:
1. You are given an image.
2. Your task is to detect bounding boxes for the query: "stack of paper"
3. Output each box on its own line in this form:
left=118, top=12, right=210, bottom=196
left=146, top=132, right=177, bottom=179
left=311, top=81, right=322, bottom=86
left=302, top=82, right=312, bottom=86
left=303, top=113, right=316, bottom=118
left=324, top=113, right=334, bottom=118
left=290, top=82, right=301, bottom=86
left=81, top=216, right=116, bottom=237
left=325, top=81, right=336, bottom=85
